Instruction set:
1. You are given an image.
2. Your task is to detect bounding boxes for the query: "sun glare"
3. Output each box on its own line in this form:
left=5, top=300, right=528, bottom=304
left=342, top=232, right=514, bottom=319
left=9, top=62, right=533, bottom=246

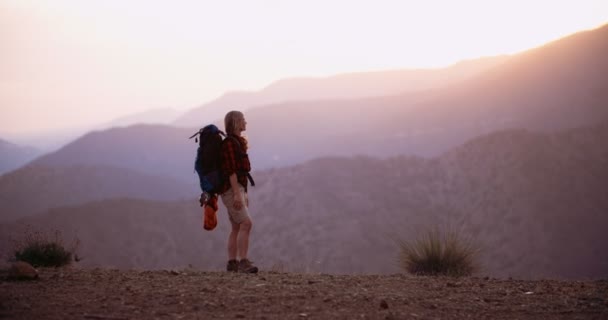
left=1, top=0, right=607, bottom=134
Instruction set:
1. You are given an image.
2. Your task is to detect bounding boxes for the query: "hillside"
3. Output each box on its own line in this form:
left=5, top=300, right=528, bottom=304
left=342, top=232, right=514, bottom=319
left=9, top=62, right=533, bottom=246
left=28, top=125, right=197, bottom=182
left=173, top=56, right=509, bottom=127
left=0, top=165, right=194, bottom=222
left=242, top=24, right=608, bottom=168
left=435, top=123, right=608, bottom=278
left=406, top=21, right=608, bottom=132
left=0, top=199, right=215, bottom=269
left=24, top=24, right=608, bottom=176
left=0, top=139, right=39, bottom=175
left=2, top=123, right=606, bottom=279
left=2, top=268, right=606, bottom=319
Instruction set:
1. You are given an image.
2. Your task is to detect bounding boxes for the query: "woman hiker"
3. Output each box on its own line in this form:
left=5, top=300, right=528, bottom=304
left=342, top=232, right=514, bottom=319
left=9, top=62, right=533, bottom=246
left=220, top=110, right=258, bottom=273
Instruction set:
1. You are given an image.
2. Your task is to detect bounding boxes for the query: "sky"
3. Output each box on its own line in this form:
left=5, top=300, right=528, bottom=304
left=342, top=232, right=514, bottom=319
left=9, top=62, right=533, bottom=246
left=1, top=0, right=607, bottom=138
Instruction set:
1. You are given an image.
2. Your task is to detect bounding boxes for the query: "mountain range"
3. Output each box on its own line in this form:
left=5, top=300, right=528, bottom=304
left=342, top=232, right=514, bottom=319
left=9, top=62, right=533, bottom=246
left=1, top=25, right=607, bottom=279
left=0, top=164, right=192, bottom=222
left=27, top=125, right=197, bottom=183
left=242, top=23, right=608, bottom=168
left=16, top=24, right=608, bottom=184
left=1, top=122, right=606, bottom=278
left=101, top=108, right=181, bottom=128
left=173, top=56, right=510, bottom=127
left=0, top=139, right=40, bottom=175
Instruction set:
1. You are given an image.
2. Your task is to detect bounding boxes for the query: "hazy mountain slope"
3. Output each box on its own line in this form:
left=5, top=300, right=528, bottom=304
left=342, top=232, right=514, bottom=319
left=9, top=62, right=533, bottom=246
left=24, top=25, right=608, bottom=178
left=28, top=125, right=198, bottom=183
left=243, top=24, right=608, bottom=168
left=0, top=165, right=193, bottom=222
left=435, top=123, right=608, bottom=278
left=0, top=139, right=40, bottom=175
left=3, top=123, right=606, bottom=279
left=408, top=22, right=608, bottom=131
left=173, top=56, right=509, bottom=127
left=0, top=198, right=228, bottom=270
left=248, top=124, right=608, bottom=278
left=102, top=108, right=181, bottom=128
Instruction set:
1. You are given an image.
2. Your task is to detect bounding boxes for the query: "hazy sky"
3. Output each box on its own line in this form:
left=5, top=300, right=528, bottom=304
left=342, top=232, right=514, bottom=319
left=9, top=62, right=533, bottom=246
left=1, top=0, right=607, bottom=136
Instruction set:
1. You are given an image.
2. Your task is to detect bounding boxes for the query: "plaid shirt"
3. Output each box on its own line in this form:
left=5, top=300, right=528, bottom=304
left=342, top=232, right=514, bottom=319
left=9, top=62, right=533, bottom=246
left=220, top=135, right=251, bottom=193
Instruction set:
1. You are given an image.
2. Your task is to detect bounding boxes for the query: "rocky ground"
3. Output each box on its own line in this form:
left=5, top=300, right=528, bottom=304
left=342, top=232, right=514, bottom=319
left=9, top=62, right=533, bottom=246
left=1, top=267, right=607, bottom=320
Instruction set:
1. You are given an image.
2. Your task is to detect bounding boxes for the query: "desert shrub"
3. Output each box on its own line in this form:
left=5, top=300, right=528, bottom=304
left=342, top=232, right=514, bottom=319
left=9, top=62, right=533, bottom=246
left=12, top=228, right=80, bottom=268
left=399, top=228, right=477, bottom=277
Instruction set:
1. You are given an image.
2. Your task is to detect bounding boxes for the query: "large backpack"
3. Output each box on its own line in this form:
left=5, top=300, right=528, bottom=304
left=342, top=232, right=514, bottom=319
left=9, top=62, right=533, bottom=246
left=189, top=124, right=226, bottom=196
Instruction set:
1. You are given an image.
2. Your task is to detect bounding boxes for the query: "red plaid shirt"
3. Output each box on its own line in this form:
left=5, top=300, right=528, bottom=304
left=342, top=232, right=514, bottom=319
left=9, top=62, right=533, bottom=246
left=220, top=135, right=251, bottom=193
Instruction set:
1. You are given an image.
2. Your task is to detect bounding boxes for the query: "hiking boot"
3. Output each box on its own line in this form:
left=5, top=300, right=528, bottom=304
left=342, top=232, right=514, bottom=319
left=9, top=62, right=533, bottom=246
left=238, top=259, right=258, bottom=274
left=226, top=259, right=239, bottom=272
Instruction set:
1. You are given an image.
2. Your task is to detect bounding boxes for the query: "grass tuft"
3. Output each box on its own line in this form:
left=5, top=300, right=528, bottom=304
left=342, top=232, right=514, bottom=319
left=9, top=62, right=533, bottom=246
left=399, top=228, right=477, bottom=277
left=12, top=227, right=80, bottom=268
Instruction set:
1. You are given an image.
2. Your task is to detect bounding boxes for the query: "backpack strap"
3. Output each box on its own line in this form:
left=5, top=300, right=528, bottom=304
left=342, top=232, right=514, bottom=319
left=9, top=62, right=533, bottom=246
left=188, top=130, right=201, bottom=139
left=225, top=135, right=256, bottom=187
left=245, top=173, right=256, bottom=187
left=189, top=125, right=226, bottom=141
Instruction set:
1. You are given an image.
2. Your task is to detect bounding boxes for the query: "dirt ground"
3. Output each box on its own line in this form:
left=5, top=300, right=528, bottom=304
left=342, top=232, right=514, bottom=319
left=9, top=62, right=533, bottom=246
left=1, top=267, right=607, bottom=320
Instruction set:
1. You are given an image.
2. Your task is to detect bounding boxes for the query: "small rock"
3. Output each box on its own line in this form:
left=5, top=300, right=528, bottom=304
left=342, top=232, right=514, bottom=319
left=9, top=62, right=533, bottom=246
left=447, top=282, right=459, bottom=288
left=379, top=300, right=389, bottom=309
left=298, top=313, right=308, bottom=317
left=169, top=270, right=180, bottom=276
left=8, top=262, right=39, bottom=281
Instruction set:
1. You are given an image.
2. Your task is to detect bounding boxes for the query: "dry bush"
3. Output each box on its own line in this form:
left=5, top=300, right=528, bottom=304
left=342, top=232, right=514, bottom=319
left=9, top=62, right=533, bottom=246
left=11, top=227, right=80, bottom=268
left=399, top=228, right=478, bottom=277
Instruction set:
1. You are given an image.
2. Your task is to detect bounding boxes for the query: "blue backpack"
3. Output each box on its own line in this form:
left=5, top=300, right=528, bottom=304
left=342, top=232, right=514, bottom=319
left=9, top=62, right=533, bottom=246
left=189, top=125, right=225, bottom=201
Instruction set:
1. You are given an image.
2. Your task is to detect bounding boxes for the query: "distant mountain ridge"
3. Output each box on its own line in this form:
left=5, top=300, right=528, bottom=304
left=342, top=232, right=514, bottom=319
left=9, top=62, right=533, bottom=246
left=4, top=22, right=604, bottom=213
left=23, top=24, right=608, bottom=178
left=0, top=138, right=40, bottom=175
left=28, top=125, right=197, bottom=182
left=102, top=108, right=181, bottom=128
left=0, top=164, right=193, bottom=222
left=2, top=122, right=606, bottom=279
left=173, top=56, right=510, bottom=126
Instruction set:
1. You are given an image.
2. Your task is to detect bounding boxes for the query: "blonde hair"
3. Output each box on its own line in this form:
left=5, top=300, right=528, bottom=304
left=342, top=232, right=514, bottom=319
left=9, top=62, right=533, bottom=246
left=224, top=110, right=248, bottom=151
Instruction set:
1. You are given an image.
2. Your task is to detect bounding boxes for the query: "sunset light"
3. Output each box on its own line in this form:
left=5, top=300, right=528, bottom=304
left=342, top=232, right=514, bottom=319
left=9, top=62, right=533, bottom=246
left=2, top=1, right=608, bottom=313
left=1, top=0, right=607, bottom=135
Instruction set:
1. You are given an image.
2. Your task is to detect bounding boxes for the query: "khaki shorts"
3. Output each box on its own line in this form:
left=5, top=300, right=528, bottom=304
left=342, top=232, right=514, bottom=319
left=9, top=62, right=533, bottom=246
left=221, top=186, right=250, bottom=224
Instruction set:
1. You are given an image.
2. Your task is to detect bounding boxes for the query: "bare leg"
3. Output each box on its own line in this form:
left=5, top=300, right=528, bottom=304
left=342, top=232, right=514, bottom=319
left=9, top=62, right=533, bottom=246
left=237, top=217, right=253, bottom=260
left=228, top=221, right=240, bottom=260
